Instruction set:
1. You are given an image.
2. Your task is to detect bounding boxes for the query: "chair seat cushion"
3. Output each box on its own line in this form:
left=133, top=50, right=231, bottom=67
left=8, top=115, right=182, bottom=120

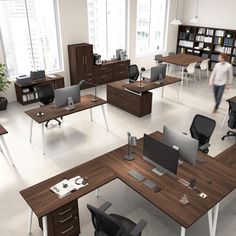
left=110, top=214, right=141, bottom=235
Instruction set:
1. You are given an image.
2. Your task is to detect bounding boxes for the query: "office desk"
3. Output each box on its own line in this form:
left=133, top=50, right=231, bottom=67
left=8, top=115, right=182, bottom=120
left=221, top=96, right=236, bottom=127
left=107, top=77, right=181, bottom=117
left=216, top=144, right=236, bottom=172
left=159, top=54, right=204, bottom=92
left=0, top=124, right=14, bottom=166
left=25, top=94, right=108, bottom=154
left=20, top=131, right=236, bottom=236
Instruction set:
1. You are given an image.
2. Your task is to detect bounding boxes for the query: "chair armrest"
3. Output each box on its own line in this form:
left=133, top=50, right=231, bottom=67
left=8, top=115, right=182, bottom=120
left=199, top=143, right=210, bottom=151
left=99, top=201, right=112, bottom=212
left=130, top=219, right=147, bottom=236
left=182, top=132, right=188, bottom=135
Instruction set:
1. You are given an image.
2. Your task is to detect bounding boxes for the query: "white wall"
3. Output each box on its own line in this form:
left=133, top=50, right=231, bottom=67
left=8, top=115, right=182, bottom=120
left=182, top=0, right=236, bottom=29
left=2, top=0, right=182, bottom=102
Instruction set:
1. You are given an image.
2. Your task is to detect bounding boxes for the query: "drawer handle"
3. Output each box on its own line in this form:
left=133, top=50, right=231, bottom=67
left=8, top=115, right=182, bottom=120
left=59, top=214, right=73, bottom=223
left=61, top=225, right=74, bottom=234
left=58, top=208, right=72, bottom=216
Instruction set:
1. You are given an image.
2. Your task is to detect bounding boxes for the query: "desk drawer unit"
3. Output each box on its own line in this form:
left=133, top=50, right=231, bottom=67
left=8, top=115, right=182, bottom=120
left=39, top=200, right=80, bottom=236
left=112, top=61, right=129, bottom=81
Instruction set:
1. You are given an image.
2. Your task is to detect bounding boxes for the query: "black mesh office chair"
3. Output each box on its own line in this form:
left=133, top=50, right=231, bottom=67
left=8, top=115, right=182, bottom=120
left=190, top=114, right=216, bottom=154
left=87, top=202, right=147, bottom=236
left=35, top=83, right=61, bottom=127
left=128, top=65, right=139, bottom=83
left=222, top=100, right=236, bottom=142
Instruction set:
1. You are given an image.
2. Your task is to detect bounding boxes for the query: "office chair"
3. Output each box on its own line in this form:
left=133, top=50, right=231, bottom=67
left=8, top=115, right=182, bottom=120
left=184, top=62, right=198, bottom=85
left=87, top=202, right=147, bottom=236
left=190, top=114, right=216, bottom=154
left=222, top=101, right=236, bottom=142
left=154, top=54, right=163, bottom=64
left=197, top=59, right=210, bottom=79
left=35, top=83, right=61, bottom=127
left=128, top=65, right=139, bottom=83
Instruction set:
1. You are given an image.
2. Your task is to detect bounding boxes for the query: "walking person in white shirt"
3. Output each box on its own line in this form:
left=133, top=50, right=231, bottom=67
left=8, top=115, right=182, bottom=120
left=209, top=53, right=233, bottom=113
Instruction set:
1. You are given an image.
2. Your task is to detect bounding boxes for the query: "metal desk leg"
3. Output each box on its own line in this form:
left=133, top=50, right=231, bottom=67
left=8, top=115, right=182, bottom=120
left=41, top=123, right=45, bottom=155
left=28, top=208, right=33, bottom=235
left=96, top=188, right=100, bottom=197
left=0, top=135, right=14, bottom=166
left=42, top=216, right=48, bottom=236
left=208, top=203, right=219, bottom=236
left=29, top=119, right=33, bottom=142
left=0, top=142, right=2, bottom=153
left=169, top=64, right=173, bottom=75
left=90, top=108, right=93, bottom=122
left=161, top=87, right=164, bottom=97
left=221, top=109, right=229, bottom=128
left=101, top=105, right=108, bottom=131
left=180, top=226, right=186, bottom=236
left=180, top=67, right=184, bottom=100
left=177, top=86, right=180, bottom=103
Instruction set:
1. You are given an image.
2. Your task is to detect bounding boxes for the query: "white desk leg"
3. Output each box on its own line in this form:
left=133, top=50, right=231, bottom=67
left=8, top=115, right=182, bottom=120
left=208, top=203, right=219, bottom=236
left=42, top=216, right=48, bottom=236
left=90, top=108, right=93, bottom=122
left=180, top=67, right=184, bottom=100
left=169, top=64, right=173, bottom=75
left=221, top=109, right=229, bottom=128
left=177, top=86, right=180, bottom=103
left=161, top=87, right=164, bottom=97
left=41, top=123, right=45, bottom=155
left=101, top=105, right=108, bottom=131
left=29, top=119, right=33, bottom=142
left=180, top=226, right=186, bottom=236
left=28, top=208, right=33, bottom=235
left=96, top=188, right=100, bottom=197
left=0, top=142, right=2, bottom=153
left=0, top=135, right=14, bottom=166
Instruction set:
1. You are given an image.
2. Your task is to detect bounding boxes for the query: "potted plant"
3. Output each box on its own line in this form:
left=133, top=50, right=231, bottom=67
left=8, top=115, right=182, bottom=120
left=0, top=63, right=10, bottom=110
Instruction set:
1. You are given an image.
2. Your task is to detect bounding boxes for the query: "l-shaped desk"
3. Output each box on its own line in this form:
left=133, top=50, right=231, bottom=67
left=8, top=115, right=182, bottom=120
left=20, top=131, right=236, bottom=236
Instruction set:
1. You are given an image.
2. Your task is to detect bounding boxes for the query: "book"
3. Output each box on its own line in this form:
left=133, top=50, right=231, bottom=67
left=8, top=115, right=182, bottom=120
left=50, top=176, right=88, bottom=198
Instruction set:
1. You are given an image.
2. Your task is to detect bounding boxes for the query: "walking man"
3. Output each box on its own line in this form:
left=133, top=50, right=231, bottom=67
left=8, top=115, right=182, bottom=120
left=209, top=53, right=233, bottom=113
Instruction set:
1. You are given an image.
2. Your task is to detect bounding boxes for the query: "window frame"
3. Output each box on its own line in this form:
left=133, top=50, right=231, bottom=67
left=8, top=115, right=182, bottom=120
left=87, top=0, right=128, bottom=59
left=135, top=0, right=168, bottom=57
left=0, top=0, right=63, bottom=80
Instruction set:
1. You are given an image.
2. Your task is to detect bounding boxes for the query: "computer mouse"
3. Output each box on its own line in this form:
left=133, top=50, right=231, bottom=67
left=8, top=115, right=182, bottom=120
left=153, top=186, right=161, bottom=193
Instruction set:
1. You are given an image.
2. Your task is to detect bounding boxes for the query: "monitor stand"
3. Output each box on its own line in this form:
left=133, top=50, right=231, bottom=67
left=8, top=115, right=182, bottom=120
left=197, top=156, right=205, bottom=163
left=152, top=166, right=166, bottom=176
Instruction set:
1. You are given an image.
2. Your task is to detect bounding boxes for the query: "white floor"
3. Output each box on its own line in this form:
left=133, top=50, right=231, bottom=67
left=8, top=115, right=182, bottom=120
left=0, top=75, right=235, bottom=236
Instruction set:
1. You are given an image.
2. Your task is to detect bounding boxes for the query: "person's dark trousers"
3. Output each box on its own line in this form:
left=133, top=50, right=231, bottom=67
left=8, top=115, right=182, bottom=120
left=213, top=84, right=225, bottom=110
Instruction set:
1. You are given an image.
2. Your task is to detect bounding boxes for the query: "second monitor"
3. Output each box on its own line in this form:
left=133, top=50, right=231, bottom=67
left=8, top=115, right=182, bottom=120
left=150, top=64, right=167, bottom=82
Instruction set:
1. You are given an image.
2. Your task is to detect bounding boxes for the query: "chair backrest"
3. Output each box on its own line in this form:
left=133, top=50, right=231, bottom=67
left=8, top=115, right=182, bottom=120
left=228, top=101, right=236, bottom=129
left=35, top=83, right=54, bottom=105
left=190, top=114, right=216, bottom=146
left=186, top=62, right=197, bottom=74
left=154, top=54, right=163, bottom=62
left=128, top=65, right=139, bottom=82
left=200, top=59, right=210, bottom=70
left=87, top=204, right=126, bottom=236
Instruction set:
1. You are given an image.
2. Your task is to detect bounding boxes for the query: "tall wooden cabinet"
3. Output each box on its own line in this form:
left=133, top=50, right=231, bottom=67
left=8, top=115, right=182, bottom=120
left=68, top=43, right=130, bottom=87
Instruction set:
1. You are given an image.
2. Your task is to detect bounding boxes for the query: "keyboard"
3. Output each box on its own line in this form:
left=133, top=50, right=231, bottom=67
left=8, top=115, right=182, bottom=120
left=128, top=169, right=145, bottom=182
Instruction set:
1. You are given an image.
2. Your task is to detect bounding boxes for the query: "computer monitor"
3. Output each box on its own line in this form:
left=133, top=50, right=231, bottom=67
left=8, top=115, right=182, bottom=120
left=150, top=64, right=167, bottom=82
left=143, top=134, right=179, bottom=178
left=54, top=85, right=81, bottom=108
left=163, top=125, right=199, bottom=166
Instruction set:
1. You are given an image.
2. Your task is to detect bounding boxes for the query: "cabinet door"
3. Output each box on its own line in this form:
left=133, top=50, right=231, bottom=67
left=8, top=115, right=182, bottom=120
left=84, top=45, right=94, bottom=75
left=76, top=46, right=86, bottom=77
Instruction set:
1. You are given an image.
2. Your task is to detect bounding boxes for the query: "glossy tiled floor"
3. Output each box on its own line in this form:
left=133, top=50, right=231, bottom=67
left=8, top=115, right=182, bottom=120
left=0, top=75, right=235, bottom=236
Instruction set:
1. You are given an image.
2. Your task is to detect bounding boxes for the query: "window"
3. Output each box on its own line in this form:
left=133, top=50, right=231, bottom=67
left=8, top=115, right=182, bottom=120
left=0, top=0, right=62, bottom=77
left=136, top=0, right=167, bottom=55
left=87, top=0, right=127, bottom=59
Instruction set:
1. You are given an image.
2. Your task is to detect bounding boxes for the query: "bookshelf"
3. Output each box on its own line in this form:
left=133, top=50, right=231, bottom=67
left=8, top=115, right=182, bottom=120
left=14, top=75, right=64, bottom=105
left=177, top=25, right=236, bottom=74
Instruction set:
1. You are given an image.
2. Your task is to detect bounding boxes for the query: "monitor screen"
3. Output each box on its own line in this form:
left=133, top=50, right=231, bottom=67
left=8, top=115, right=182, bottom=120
left=163, top=125, right=199, bottom=166
left=54, top=85, right=80, bottom=108
left=143, top=134, right=179, bottom=176
left=150, top=64, right=167, bottom=82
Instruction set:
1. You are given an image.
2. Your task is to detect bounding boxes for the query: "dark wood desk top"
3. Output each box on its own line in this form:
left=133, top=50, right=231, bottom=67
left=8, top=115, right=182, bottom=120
left=15, top=75, right=64, bottom=88
left=20, top=158, right=116, bottom=218
left=227, top=96, right=236, bottom=103
left=25, top=95, right=106, bottom=123
left=216, top=144, right=236, bottom=172
left=159, top=54, right=204, bottom=66
left=0, top=124, right=8, bottom=135
left=122, top=76, right=181, bottom=94
left=20, top=131, right=236, bottom=228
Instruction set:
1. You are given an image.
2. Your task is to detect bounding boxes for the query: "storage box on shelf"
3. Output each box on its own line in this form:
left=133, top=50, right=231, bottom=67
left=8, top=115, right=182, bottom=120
left=14, top=75, right=64, bottom=105
left=177, top=25, right=236, bottom=75
left=68, top=43, right=130, bottom=87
